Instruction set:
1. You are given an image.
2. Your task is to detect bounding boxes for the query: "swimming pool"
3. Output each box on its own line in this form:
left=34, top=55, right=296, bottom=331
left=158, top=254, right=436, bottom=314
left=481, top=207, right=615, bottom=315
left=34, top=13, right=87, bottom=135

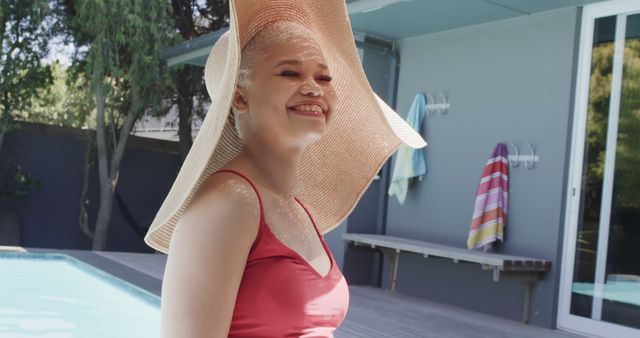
left=0, top=252, right=160, bottom=338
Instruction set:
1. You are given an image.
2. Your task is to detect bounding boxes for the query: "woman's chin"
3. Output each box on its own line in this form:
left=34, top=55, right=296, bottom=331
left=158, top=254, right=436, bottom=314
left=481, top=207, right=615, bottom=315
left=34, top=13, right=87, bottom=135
left=293, top=119, right=327, bottom=133
left=296, top=129, right=325, bottom=146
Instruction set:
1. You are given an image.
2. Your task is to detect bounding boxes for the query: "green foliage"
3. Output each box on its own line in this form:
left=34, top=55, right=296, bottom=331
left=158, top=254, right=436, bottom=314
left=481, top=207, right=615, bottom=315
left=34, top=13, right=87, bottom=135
left=171, top=0, right=229, bottom=42
left=616, top=40, right=640, bottom=209
left=585, top=40, right=640, bottom=214
left=70, top=0, right=174, bottom=250
left=0, top=160, right=42, bottom=202
left=19, top=62, right=95, bottom=128
left=0, top=0, right=59, bottom=134
left=168, top=0, right=229, bottom=162
left=76, top=0, right=174, bottom=120
left=578, top=38, right=640, bottom=277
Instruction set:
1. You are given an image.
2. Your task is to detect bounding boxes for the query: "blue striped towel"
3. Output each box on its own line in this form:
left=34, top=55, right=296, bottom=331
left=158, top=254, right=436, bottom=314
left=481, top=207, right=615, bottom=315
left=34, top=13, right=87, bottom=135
left=388, top=93, right=427, bottom=205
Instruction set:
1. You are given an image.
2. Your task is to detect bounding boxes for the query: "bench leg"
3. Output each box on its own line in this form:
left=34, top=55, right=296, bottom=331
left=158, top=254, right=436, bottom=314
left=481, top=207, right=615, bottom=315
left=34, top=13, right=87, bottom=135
left=522, top=281, right=533, bottom=324
left=380, top=248, right=400, bottom=292
left=500, top=272, right=540, bottom=325
left=390, top=251, right=400, bottom=291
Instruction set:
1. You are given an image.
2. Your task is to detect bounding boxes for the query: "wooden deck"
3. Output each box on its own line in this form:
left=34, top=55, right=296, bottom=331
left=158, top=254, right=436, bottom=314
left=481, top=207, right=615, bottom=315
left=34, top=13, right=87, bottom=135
left=337, top=285, right=585, bottom=338
left=39, top=249, right=585, bottom=338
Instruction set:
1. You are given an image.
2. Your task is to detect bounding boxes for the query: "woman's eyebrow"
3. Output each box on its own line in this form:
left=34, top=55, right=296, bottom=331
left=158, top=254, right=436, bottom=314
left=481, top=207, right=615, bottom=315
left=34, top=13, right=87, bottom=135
left=274, top=59, right=328, bottom=69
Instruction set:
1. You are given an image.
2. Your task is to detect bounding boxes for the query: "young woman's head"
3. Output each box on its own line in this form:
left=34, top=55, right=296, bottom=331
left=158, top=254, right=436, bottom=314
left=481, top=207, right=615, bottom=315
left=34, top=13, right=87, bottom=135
left=231, top=21, right=336, bottom=150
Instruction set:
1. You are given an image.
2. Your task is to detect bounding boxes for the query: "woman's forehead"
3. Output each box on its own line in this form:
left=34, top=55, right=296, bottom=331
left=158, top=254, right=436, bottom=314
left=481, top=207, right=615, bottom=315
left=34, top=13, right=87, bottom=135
left=241, top=21, right=331, bottom=73
left=273, top=59, right=328, bottom=70
left=266, top=39, right=327, bottom=65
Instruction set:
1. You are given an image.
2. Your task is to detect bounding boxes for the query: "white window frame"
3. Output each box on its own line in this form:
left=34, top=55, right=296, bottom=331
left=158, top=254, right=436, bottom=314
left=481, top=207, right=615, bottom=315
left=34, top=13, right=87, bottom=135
left=558, top=1, right=640, bottom=337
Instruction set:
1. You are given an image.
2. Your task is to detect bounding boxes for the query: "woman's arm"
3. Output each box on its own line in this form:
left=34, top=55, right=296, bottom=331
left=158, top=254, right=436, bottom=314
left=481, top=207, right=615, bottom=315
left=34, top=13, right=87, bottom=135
left=160, top=175, right=261, bottom=338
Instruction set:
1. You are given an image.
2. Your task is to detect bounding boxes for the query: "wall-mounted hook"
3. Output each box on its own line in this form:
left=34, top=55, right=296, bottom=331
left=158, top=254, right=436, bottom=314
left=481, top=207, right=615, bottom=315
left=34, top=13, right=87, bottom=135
left=425, top=93, right=436, bottom=115
left=509, top=142, right=520, bottom=167
left=436, top=92, right=449, bottom=115
left=507, top=142, right=539, bottom=168
left=525, top=143, right=536, bottom=169
left=424, top=91, right=450, bottom=115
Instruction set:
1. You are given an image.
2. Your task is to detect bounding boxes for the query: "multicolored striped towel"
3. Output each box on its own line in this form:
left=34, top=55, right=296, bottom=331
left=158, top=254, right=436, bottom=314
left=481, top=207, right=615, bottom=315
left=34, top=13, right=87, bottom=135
left=388, top=93, right=427, bottom=205
left=467, top=143, right=509, bottom=251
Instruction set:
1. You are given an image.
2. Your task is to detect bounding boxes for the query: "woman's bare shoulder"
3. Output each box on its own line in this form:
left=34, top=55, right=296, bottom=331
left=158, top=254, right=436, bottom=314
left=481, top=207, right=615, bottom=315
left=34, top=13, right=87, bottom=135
left=161, top=170, right=261, bottom=338
left=172, top=172, right=260, bottom=250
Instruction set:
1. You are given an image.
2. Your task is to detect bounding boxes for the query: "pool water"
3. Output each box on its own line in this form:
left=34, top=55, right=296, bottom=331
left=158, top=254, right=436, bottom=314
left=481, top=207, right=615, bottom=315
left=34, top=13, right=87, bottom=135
left=0, top=253, right=160, bottom=338
left=573, top=280, right=640, bottom=307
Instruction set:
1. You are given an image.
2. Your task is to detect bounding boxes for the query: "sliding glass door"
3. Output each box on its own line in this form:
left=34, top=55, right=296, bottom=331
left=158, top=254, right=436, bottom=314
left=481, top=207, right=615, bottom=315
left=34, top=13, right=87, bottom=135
left=559, top=1, right=640, bottom=337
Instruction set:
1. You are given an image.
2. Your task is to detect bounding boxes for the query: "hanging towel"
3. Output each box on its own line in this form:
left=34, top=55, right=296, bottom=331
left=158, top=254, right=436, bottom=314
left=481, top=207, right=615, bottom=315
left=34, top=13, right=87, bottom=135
left=467, top=143, right=509, bottom=251
left=388, top=93, right=427, bottom=205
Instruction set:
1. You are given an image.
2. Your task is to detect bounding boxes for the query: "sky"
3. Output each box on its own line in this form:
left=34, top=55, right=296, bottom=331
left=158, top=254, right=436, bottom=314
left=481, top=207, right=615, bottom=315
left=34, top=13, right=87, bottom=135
left=42, top=35, right=76, bottom=67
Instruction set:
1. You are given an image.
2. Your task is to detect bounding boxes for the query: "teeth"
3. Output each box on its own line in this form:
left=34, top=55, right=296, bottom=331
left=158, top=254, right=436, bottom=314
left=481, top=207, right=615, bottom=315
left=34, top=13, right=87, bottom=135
left=292, top=104, right=323, bottom=113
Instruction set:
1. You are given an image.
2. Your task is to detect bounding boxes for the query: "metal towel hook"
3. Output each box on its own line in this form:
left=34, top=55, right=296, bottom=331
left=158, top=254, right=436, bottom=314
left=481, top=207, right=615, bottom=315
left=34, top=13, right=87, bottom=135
left=509, top=142, right=520, bottom=167
left=425, top=93, right=436, bottom=115
left=436, top=92, right=448, bottom=115
left=525, top=143, right=536, bottom=169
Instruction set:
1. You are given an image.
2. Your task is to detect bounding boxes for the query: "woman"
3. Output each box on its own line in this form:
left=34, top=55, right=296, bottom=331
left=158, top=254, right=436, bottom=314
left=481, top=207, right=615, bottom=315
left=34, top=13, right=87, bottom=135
left=164, top=21, right=344, bottom=337
left=144, top=1, right=426, bottom=337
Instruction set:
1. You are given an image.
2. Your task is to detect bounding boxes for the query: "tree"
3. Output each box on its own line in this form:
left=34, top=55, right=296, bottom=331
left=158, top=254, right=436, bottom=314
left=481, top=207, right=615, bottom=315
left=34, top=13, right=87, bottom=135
left=73, top=0, right=173, bottom=250
left=170, top=0, right=229, bottom=162
left=0, top=0, right=61, bottom=153
left=19, top=62, right=95, bottom=129
left=577, top=38, right=640, bottom=279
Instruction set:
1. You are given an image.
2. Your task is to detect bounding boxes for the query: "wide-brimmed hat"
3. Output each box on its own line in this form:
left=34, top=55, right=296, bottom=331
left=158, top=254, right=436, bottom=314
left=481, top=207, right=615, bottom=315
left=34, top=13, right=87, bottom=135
left=144, top=0, right=427, bottom=254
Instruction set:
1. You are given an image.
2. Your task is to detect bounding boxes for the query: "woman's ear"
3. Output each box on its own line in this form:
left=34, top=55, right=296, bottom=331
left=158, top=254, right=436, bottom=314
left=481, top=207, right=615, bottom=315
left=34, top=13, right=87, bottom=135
left=232, top=87, right=249, bottom=113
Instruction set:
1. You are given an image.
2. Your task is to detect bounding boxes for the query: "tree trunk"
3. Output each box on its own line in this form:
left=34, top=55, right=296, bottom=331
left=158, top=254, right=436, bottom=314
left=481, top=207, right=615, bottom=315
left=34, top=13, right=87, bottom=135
left=177, top=66, right=194, bottom=162
left=79, top=132, right=95, bottom=241
left=93, top=184, right=114, bottom=250
left=0, top=130, right=5, bottom=156
left=92, top=80, right=114, bottom=251
left=0, top=106, right=10, bottom=156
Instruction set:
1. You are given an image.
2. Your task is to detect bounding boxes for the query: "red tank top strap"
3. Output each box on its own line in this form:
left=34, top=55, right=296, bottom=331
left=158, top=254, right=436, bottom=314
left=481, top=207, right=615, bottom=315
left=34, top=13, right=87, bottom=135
left=210, top=169, right=265, bottom=225
left=293, top=197, right=322, bottom=238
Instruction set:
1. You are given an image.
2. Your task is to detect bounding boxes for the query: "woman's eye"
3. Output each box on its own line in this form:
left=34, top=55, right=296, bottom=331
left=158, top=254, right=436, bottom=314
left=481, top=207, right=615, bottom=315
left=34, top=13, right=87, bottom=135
left=280, top=70, right=299, bottom=77
left=318, top=75, right=333, bottom=82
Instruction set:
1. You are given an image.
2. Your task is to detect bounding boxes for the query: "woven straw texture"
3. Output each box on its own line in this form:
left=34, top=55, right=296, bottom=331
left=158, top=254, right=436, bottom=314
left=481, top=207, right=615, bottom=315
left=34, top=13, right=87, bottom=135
left=144, top=0, right=427, bottom=254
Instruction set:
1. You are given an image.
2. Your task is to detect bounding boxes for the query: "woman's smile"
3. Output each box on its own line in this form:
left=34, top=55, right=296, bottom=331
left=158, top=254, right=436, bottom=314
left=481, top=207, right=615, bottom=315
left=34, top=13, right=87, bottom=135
left=289, top=108, right=324, bottom=118
left=287, top=102, right=327, bottom=118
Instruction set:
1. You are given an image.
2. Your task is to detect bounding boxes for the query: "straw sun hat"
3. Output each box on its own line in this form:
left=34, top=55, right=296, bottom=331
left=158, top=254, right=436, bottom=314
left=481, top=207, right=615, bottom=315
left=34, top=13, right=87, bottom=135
left=144, top=0, right=427, bottom=254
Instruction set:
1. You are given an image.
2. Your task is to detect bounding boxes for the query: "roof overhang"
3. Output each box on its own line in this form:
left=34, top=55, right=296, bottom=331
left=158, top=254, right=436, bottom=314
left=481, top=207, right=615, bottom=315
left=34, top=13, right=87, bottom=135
left=161, top=0, right=611, bottom=67
left=160, top=29, right=228, bottom=67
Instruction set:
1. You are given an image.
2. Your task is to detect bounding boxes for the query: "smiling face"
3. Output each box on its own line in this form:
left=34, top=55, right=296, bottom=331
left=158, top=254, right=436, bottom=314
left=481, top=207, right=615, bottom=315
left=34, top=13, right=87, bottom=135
left=231, top=22, right=337, bottom=149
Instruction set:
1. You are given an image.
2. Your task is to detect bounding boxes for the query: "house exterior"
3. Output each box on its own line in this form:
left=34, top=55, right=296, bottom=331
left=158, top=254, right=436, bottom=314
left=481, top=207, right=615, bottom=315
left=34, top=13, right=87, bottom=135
left=159, top=1, right=639, bottom=337
left=133, top=103, right=203, bottom=142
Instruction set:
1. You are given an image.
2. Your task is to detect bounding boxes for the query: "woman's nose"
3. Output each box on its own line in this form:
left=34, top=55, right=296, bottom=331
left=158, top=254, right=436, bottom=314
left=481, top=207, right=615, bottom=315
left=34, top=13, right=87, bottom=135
left=300, top=78, right=323, bottom=96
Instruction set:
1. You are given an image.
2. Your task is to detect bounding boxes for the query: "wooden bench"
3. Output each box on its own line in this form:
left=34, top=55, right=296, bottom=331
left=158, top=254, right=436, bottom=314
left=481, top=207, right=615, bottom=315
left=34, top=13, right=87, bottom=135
left=342, top=233, right=551, bottom=324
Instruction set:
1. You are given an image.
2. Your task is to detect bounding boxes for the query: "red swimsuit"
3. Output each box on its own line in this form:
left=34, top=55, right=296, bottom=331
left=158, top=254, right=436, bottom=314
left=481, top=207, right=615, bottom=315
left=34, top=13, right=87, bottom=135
left=213, top=169, right=350, bottom=338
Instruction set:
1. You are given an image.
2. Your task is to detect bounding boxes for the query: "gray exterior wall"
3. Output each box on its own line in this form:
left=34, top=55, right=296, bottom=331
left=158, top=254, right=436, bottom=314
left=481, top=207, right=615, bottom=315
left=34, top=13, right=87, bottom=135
left=381, top=9, right=580, bottom=328
left=0, top=122, right=180, bottom=252
left=329, top=38, right=398, bottom=275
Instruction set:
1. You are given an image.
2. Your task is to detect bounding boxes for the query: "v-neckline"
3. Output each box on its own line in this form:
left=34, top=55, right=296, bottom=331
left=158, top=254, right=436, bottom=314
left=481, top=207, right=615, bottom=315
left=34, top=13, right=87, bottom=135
left=212, top=168, right=333, bottom=278
left=262, top=196, right=334, bottom=279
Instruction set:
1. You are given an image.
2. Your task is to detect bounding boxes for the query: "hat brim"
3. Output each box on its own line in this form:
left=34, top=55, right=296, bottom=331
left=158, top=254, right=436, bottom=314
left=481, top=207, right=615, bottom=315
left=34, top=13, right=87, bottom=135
left=144, top=0, right=426, bottom=254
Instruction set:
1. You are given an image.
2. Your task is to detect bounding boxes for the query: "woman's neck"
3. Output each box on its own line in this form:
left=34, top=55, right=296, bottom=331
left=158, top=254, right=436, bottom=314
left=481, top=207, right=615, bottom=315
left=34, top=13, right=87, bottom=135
left=233, top=145, right=302, bottom=200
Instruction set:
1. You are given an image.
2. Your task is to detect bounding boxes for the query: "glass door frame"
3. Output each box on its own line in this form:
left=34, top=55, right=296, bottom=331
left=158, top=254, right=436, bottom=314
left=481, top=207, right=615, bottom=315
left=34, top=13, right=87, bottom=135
left=558, top=0, right=640, bottom=337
